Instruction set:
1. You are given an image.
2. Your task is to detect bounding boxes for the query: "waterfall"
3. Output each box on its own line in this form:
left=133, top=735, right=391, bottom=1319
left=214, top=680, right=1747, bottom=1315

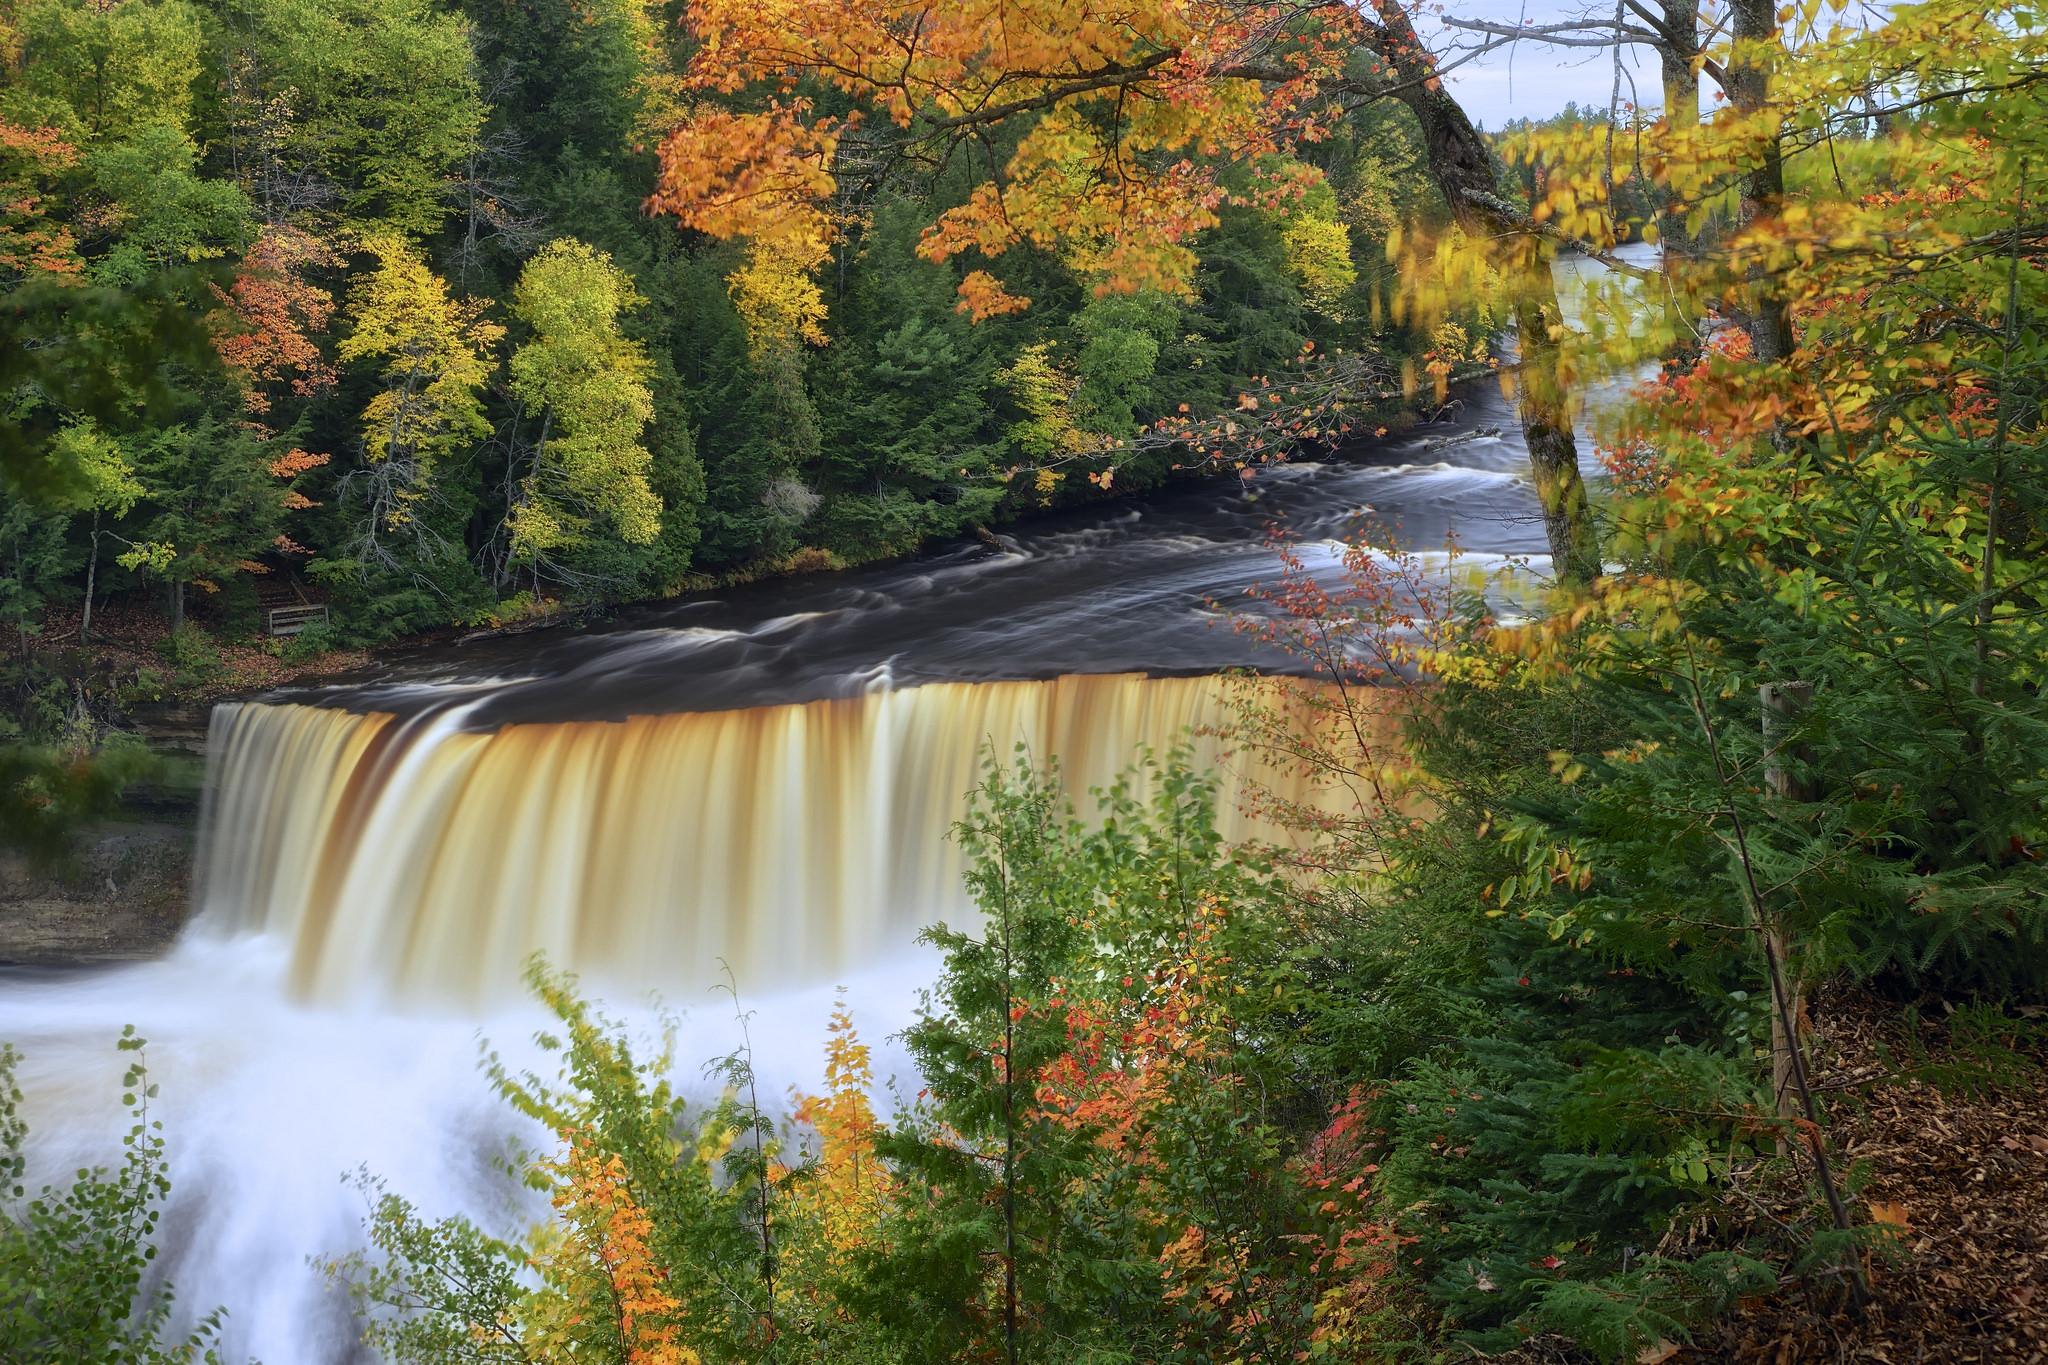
left=193, top=673, right=1325, bottom=1005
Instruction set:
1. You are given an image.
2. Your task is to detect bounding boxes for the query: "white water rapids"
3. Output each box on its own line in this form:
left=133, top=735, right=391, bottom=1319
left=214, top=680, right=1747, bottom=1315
left=1, top=674, right=1329, bottom=1361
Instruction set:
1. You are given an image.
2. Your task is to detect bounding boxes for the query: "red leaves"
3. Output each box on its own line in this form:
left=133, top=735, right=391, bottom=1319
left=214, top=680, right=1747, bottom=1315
left=213, top=227, right=339, bottom=418
left=0, top=119, right=81, bottom=278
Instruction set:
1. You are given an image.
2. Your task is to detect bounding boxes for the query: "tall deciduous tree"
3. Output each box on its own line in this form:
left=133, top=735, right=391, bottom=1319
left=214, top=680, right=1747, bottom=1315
left=224, top=0, right=486, bottom=237
left=53, top=420, right=142, bottom=642
left=335, top=234, right=500, bottom=575
left=503, top=238, right=661, bottom=573
left=1, top=0, right=205, bottom=143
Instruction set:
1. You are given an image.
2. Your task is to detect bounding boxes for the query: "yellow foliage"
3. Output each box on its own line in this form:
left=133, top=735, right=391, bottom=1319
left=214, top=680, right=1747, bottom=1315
left=1000, top=342, right=1087, bottom=468
left=1281, top=209, right=1357, bottom=318
left=337, top=234, right=501, bottom=517
left=729, top=229, right=830, bottom=355
left=789, top=1001, right=894, bottom=1273
left=506, top=238, right=661, bottom=558
left=524, top=1132, right=702, bottom=1365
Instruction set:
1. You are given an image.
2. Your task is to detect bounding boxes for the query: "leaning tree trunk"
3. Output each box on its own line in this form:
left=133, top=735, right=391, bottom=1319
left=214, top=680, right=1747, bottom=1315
left=1371, top=2, right=1603, bottom=582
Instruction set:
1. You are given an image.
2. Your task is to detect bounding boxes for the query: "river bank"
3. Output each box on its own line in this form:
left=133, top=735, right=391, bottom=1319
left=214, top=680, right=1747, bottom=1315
left=0, top=819, right=193, bottom=965
left=11, top=375, right=1463, bottom=724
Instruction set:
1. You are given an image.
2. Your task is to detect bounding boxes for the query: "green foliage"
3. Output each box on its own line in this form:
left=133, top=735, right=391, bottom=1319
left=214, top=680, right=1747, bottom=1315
left=0, top=1030, right=230, bottom=1362
left=325, top=1176, right=531, bottom=1365
left=122, top=414, right=283, bottom=600
left=0, top=735, right=160, bottom=865
left=158, top=621, right=222, bottom=686
left=324, top=757, right=1389, bottom=1363
left=0, top=0, right=1476, bottom=644
left=4, top=0, right=207, bottom=142
left=0, top=271, right=224, bottom=504
left=1880, top=1003, right=2048, bottom=1101
left=1071, top=292, right=1179, bottom=438
left=277, top=619, right=336, bottom=662
left=0, top=488, right=81, bottom=645
left=331, top=958, right=786, bottom=1361
left=504, top=238, right=660, bottom=565
left=85, top=125, right=250, bottom=285
left=230, top=0, right=486, bottom=236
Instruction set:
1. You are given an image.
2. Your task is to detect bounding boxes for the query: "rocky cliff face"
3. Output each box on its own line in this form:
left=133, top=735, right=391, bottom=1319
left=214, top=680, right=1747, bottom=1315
left=0, top=820, right=193, bottom=965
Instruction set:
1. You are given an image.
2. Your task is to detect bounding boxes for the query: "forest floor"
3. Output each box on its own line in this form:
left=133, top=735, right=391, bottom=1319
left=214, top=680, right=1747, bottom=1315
left=1692, top=989, right=2048, bottom=1363
left=33, top=596, right=371, bottom=710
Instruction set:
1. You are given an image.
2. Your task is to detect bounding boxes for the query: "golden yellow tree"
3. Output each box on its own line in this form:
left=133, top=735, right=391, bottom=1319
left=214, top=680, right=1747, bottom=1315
left=504, top=238, right=661, bottom=567
left=335, top=233, right=500, bottom=563
left=789, top=1001, right=894, bottom=1269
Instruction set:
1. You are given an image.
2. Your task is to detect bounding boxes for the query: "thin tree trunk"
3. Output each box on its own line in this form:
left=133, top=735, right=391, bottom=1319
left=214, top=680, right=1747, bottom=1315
left=1657, top=0, right=1704, bottom=367
left=82, top=510, right=100, bottom=644
left=1977, top=163, right=2026, bottom=701
left=1000, top=868, right=1019, bottom=1365
left=1685, top=659, right=1866, bottom=1307
left=1760, top=681, right=1813, bottom=1137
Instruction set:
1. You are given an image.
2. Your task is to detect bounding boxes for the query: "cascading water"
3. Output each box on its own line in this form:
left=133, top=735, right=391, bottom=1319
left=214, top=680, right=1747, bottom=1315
left=5, top=674, right=1337, bottom=1363
left=192, top=674, right=1316, bottom=1004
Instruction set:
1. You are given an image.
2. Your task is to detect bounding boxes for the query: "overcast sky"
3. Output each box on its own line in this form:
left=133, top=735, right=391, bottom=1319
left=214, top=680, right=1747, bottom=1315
left=1423, top=0, right=1667, bottom=127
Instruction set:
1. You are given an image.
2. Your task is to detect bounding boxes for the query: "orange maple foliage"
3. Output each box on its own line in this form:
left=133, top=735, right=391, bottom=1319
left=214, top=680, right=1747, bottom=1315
left=267, top=447, right=331, bottom=480
left=542, top=1130, right=702, bottom=1365
left=649, top=1, right=1370, bottom=317
left=213, top=226, right=340, bottom=417
left=266, top=447, right=330, bottom=516
left=0, top=120, right=81, bottom=278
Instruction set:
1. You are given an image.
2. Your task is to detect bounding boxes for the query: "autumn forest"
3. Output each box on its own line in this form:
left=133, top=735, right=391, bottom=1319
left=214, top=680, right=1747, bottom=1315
left=1, top=0, right=2045, bottom=1361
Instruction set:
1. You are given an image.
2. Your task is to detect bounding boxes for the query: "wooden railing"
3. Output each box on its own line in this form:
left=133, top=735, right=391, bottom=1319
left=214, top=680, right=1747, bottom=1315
left=266, top=604, right=330, bottom=637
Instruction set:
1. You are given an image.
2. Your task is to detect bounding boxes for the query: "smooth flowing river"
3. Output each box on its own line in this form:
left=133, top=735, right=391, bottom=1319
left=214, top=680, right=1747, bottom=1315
left=0, top=246, right=1656, bottom=1361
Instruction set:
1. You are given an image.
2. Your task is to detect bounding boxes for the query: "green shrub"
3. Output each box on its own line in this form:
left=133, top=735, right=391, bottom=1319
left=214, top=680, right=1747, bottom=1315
left=280, top=621, right=337, bottom=664
left=0, top=1030, right=230, bottom=1361
left=158, top=622, right=222, bottom=687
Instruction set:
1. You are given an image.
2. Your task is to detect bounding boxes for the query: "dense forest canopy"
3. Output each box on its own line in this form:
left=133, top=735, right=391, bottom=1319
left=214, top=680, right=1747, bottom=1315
left=0, top=0, right=1500, bottom=676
